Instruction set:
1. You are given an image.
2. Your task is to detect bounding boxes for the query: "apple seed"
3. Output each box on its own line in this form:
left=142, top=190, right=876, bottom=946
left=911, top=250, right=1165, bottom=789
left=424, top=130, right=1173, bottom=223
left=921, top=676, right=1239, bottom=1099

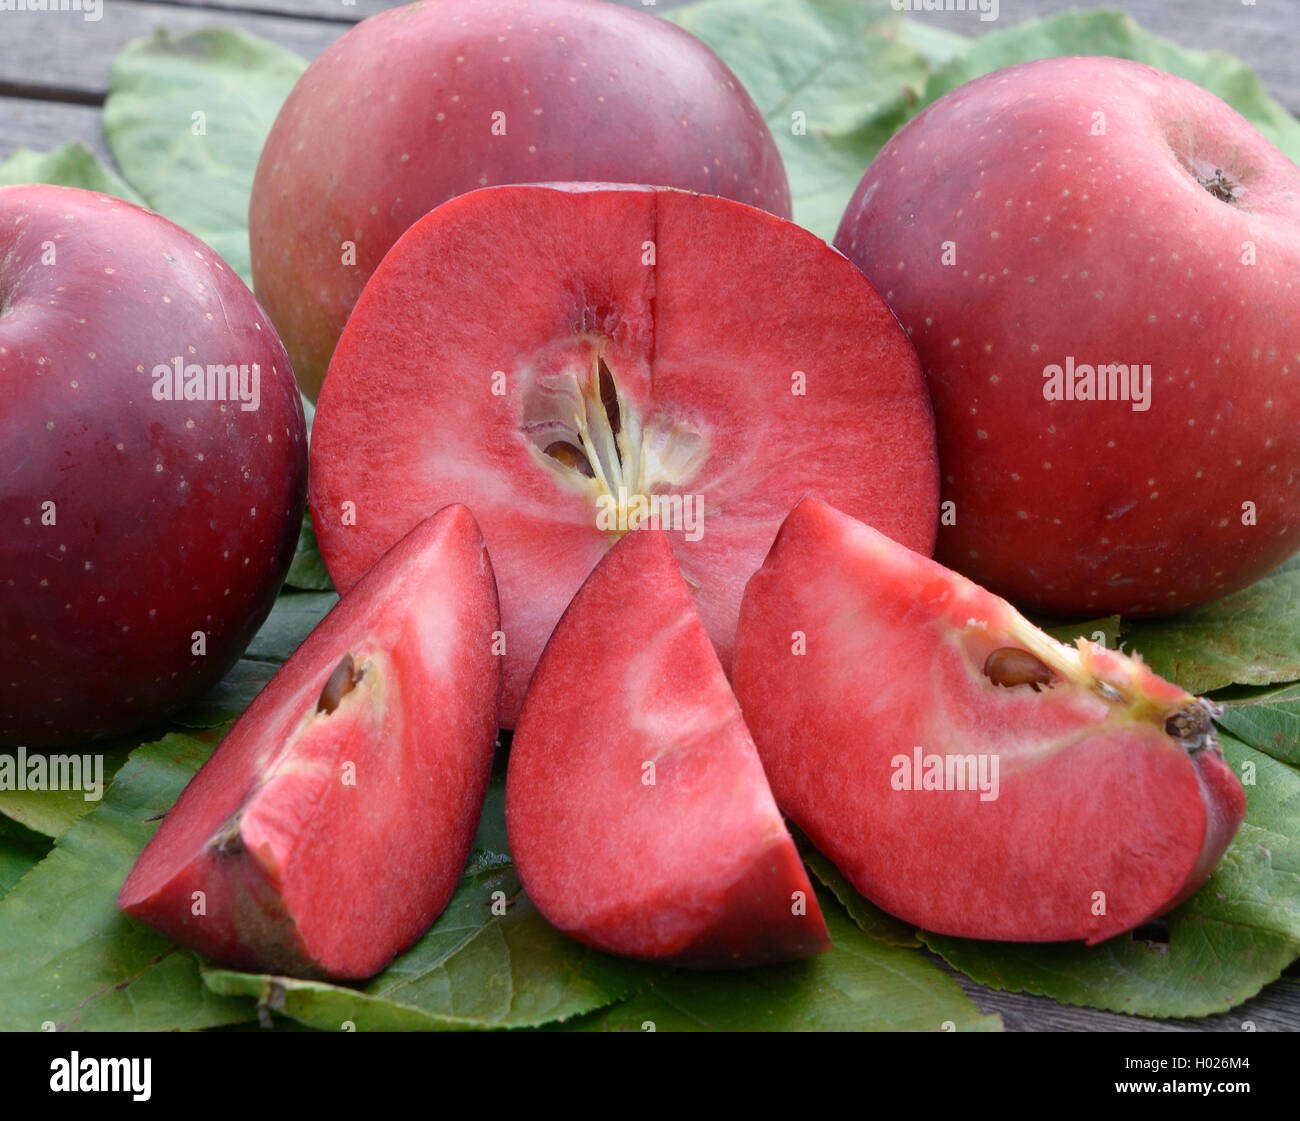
left=317, top=652, right=363, bottom=715
left=543, top=440, right=594, bottom=477
left=983, top=646, right=1055, bottom=691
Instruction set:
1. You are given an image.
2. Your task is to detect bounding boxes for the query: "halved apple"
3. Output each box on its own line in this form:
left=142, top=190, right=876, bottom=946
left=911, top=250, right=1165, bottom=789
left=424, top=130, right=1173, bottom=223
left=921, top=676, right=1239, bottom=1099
left=118, top=505, right=501, bottom=979
left=309, top=183, right=937, bottom=726
left=506, top=528, right=830, bottom=967
left=733, top=498, right=1247, bottom=944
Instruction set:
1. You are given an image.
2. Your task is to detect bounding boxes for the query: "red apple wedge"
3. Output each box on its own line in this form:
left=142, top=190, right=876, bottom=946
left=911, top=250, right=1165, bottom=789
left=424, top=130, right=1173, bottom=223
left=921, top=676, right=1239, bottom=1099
left=309, top=183, right=938, bottom=728
left=506, top=528, right=830, bottom=967
left=733, top=498, right=1247, bottom=944
left=118, top=505, right=501, bottom=979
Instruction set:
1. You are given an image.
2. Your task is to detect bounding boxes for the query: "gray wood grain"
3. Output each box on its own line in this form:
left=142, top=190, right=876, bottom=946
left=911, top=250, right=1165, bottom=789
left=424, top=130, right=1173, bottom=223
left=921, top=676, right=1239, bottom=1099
left=948, top=964, right=1300, bottom=1032
left=136, top=0, right=687, bottom=18
left=139, top=0, right=374, bottom=21
left=0, top=1, right=341, bottom=99
left=3, top=1, right=1293, bottom=111
left=3, top=0, right=694, bottom=99
left=0, top=97, right=114, bottom=164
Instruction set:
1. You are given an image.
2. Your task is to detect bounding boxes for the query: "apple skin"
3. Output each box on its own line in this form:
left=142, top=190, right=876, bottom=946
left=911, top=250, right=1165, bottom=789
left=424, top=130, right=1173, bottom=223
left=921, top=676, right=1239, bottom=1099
left=734, top=497, right=1248, bottom=944
left=834, top=57, right=1300, bottom=617
left=119, top=506, right=501, bottom=980
left=0, top=186, right=307, bottom=748
left=250, top=0, right=792, bottom=401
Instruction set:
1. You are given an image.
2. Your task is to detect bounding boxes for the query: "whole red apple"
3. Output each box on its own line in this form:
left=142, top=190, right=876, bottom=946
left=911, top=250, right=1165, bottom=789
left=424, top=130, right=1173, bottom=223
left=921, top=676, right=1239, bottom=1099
left=835, top=57, right=1300, bottom=617
left=250, top=0, right=792, bottom=401
left=0, top=186, right=307, bottom=747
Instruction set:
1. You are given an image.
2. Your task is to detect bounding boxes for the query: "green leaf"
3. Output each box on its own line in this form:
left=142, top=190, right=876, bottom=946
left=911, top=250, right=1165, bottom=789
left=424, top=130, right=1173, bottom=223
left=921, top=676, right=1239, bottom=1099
left=800, top=844, right=919, bottom=947
left=102, top=28, right=307, bottom=284
left=921, top=9, right=1300, bottom=164
left=667, top=0, right=931, bottom=240
left=895, top=18, right=973, bottom=69
left=0, top=142, right=144, bottom=204
left=0, top=733, right=256, bottom=1031
left=923, top=734, right=1300, bottom=1018
left=555, top=891, right=999, bottom=1032
left=242, top=592, right=338, bottom=662
left=1216, top=682, right=1300, bottom=768
left=0, top=749, right=128, bottom=838
left=1201, top=736, right=1300, bottom=943
left=1121, top=566, right=1300, bottom=694
left=285, top=516, right=334, bottom=592
left=204, top=771, right=659, bottom=1030
left=283, top=393, right=328, bottom=591
left=172, top=662, right=276, bottom=730
left=1035, top=614, right=1123, bottom=650
left=0, top=816, right=52, bottom=901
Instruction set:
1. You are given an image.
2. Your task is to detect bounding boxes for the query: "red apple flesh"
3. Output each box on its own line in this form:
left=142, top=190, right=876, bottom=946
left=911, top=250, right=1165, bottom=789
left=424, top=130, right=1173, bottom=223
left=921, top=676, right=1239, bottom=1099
left=0, top=185, right=307, bottom=747
left=249, top=0, right=792, bottom=400
left=507, top=527, right=830, bottom=967
left=308, top=182, right=938, bottom=727
left=734, top=497, right=1248, bottom=944
left=118, top=505, right=501, bottom=979
left=835, top=57, right=1300, bottom=617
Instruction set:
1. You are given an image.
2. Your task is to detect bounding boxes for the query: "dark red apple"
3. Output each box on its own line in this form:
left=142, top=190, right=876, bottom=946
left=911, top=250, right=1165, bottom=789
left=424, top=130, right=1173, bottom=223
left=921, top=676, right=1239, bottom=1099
left=0, top=185, right=307, bottom=748
left=309, top=182, right=938, bottom=727
left=507, top=527, right=829, bottom=967
left=119, top=505, right=501, bottom=979
left=250, top=0, right=792, bottom=400
left=835, top=57, right=1300, bottom=617
left=733, top=497, right=1247, bottom=943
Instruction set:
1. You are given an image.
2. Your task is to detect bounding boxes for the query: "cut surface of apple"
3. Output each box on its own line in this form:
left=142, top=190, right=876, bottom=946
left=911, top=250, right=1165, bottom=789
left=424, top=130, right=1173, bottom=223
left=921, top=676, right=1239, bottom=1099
left=118, top=505, right=501, bottom=980
left=733, top=498, right=1247, bottom=945
left=309, top=183, right=938, bottom=727
left=506, top=528, right=830, bottom=967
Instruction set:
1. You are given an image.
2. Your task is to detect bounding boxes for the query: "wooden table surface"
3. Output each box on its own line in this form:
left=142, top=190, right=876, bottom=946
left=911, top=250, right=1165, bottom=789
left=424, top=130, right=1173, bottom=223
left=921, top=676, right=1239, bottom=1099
left=3, top=0, right=1297, bottom=1033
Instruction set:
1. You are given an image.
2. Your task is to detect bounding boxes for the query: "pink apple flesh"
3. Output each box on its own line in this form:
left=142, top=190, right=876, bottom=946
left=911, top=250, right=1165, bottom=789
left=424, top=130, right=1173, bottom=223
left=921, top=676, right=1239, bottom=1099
left=309, top=183, right=938, bottom=727
left=506, top=528, right=830, bottom=967
left=733, top=497, right=1247, bottom=944
left=118, top=505, right=501, bottom=979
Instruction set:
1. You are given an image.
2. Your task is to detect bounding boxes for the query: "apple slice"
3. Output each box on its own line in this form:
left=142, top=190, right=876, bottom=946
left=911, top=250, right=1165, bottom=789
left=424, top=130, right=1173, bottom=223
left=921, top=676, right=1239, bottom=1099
left=118, top=505, right=501, bottom=979
left=309, top=183, right=938, bottom=727
left=506, top=528, right=830, bottom=967
left=733, top=498, right=1247, bottom=944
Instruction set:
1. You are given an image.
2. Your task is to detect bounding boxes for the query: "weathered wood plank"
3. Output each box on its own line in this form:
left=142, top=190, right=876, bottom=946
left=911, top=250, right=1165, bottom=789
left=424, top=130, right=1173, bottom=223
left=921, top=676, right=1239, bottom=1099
left=2, top=0, right=1296, bottom=115
left=950, top=965, right=1300, bottom=1033
left=0, top=1, right=336, bottom=99
left=137, top=0, right=688, bottom=19
left=141, top=0, right=374, bottom=22
left=0, top=0, right=690, bottom=99
left=0, top=97, right=114, bottom=164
